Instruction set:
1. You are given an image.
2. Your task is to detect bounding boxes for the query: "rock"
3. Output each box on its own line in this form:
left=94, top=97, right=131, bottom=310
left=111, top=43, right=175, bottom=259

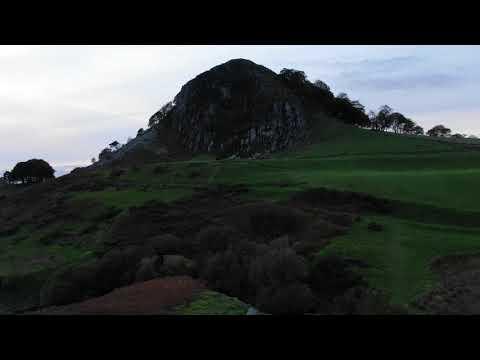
left=160, top=59, right=307, bottom=158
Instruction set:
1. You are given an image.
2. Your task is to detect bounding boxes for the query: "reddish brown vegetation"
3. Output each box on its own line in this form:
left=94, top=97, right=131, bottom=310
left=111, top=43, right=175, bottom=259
left=38, top=276, right=205, bottom=314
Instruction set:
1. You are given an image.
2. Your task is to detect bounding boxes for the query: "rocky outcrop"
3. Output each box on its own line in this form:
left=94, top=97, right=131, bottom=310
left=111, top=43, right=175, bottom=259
left=92, top=127, right=169, bottom=168
left=156, top=59, right=307, bottom=157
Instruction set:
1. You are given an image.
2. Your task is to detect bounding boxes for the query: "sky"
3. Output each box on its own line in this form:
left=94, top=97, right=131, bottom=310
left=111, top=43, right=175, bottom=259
left=0, top=45, right=479, bottom=175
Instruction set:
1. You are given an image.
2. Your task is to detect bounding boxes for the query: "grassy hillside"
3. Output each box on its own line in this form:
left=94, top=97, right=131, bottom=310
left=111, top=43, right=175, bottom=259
left=87, top=121, right=477, bottom=310
left=1, top=118, right=479, bottom=313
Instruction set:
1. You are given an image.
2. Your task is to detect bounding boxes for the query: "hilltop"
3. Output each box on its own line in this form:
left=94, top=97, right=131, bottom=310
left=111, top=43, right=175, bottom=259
left=92, top=59, right=376, bottom=167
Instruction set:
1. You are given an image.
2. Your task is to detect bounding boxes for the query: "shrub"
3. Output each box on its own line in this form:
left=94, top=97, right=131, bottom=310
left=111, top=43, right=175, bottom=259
left=202, top=247, right=252, bottom=299
left=249, top=248, right=308, bottom=289
left=331, top=286, right=406, bottom=314
left=200, top=240, right=264, bottom=299
left=109, top=168, right=125, bottom=177
left=153, top=165, right=168, bottom=175
left=256, top=282, right=315, bottom=315
left=308, top=255, right=365, bottom=299
left=147, top=234, right=195, bottom=256
left=193, top=225, right=243, bottom=254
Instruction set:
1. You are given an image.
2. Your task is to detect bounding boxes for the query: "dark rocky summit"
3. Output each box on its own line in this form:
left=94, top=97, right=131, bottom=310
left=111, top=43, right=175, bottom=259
left=152, top=59, right=307, bottom=158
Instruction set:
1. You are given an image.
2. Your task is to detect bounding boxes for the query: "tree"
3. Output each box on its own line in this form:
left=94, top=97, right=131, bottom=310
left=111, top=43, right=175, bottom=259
left=91, top=157, right=96, bottom=164
left=278, top=69, right=308, bottom=87
left=389, top=112, right=408, bottom=134
left=109, top=141, right=121, bottom=151
left=330, top=93, right=370, bottom=128
left=99, top=148, right=113, bottom=161
left=137, top=128, right=144, bottom=137
left=313, top=79, right=331, bottom=93
left=3, top=171, right=12, bottom=184
left=401, top=118, right=417, bottom=134
left=376, top=105, right=394, bottom=131
left=451, top=133, right=466, bottom=139
left=427, top=125, right=451, bottom=137
left=411, top=125, right=424, bottom=135
left=148, top=101, right=175, bottom=128
left=368, top=111, right=379, bottom=131
left=10, top=159, right=55, bottom=184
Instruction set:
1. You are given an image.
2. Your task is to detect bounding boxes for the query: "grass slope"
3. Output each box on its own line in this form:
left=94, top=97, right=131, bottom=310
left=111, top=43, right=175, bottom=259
left=318, top=216, right=480, bottom=308
left=2, top=118, right=479, bottom=311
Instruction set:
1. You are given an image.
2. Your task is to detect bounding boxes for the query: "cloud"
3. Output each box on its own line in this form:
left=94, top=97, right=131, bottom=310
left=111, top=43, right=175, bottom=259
left=347, top=73, right=461, bottom=91
left=334, top=55, right=421, bottom=73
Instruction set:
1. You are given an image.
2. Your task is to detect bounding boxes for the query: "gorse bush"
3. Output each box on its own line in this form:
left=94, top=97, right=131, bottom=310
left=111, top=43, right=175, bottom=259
left=202, top=246, right=253, bottom=299
left=249, top=248, right=308, bottom=289
left=256, top=282, right=315, bottom=315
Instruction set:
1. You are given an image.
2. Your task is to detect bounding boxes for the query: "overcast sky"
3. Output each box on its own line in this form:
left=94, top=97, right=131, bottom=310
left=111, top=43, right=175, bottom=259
left=1, top=45, right=479, bottom=175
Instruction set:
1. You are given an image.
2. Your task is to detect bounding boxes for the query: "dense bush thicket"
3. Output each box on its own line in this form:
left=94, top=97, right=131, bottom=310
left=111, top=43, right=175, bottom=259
left=198, top=238, right=359, bottom=314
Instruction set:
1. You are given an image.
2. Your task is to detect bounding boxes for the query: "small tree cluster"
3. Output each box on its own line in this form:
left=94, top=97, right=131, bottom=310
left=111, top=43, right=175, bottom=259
left=278, top=69, right=369, bottom=128
left=426, top=125, right=451, bottom=137
left=277, top=67, right=430, bottom=134
left=369, top=105, right=424, bottom=135
left=330, top=93, right=370, bottom=128
left=3, top=159, right=55, bottom=185
left=278, top=69, right=309, bottom=88
left=97, top=139, right=125, bottom=162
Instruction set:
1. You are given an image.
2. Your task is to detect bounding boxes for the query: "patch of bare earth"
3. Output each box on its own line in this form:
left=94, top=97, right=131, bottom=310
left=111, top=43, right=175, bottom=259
left=35, top=276, right=206, bottom=314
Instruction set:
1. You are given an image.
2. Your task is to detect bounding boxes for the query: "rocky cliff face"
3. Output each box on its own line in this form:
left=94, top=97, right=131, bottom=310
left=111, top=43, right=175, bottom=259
left=155, top=59, right=307, bottom=157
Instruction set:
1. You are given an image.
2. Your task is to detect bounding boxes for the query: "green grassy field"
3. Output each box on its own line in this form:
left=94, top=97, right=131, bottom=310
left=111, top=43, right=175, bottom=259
left=0, top=224, right=95, bottom=277
left=318, top=216, right=480, bottom=308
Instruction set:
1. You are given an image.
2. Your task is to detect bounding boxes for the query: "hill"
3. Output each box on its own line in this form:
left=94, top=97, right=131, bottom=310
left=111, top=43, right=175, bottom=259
left=1, top=59, right=480, bottom=315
